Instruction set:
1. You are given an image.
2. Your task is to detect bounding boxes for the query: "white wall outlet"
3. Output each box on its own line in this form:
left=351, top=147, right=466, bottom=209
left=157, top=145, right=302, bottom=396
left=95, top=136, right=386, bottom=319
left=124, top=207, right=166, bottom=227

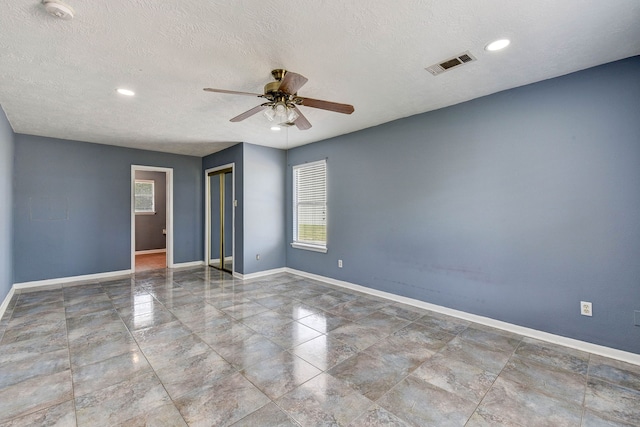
left=256, top=254, right=260, bottom=261
left=338, top=259, right=343, bottom=268
left=581, top=301, right=592, bottom=316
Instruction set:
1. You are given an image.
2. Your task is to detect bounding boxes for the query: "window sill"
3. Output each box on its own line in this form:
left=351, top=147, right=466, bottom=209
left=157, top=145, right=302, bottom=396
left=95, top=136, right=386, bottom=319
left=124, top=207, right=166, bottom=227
left=291, top=242, right=327, bottom=253
left=135, top=211, right=156, bottom=216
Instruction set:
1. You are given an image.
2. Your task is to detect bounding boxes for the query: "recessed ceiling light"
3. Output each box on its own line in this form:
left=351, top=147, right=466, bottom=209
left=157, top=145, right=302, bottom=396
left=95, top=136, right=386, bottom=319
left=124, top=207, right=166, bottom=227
left=485, top=39, right=510, bottom=52
left=270, top=126, right=281, bottom=131
left=116, top=88, right=135, bottom=96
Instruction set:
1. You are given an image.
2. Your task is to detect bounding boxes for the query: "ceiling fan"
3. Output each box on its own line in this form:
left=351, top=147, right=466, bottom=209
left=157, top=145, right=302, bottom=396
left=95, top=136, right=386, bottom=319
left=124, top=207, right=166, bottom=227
left=203, top=69, right=354, bottom=130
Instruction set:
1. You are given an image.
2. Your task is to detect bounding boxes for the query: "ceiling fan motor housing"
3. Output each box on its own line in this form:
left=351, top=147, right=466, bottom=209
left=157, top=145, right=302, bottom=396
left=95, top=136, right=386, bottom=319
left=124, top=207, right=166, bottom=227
left=265, top=69, right=293, bottom=97
left=271, top=69, right=286, bottom=81
left=264, top=81, right=281, bottom=96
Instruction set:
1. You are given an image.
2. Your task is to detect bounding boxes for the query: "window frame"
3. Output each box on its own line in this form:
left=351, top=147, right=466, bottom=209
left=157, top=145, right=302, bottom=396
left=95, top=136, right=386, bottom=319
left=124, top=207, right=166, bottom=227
left=291, top=159, right=328, bottom=253
left=134, top=179, right=156, bottom=215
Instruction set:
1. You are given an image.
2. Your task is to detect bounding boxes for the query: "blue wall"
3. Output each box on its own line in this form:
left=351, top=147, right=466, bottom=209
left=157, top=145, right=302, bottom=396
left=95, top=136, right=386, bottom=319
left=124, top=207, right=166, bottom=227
left=286, top=56, right=640, bottom=354
left=0, top=107, right=14, bottom=302
left=203, top=143, right=244, bottom=273
left=13, top=135, right=203, bottom=283
left=243, top=143, right=287, bottom=274
left=203, top=142, right=286, bottom=275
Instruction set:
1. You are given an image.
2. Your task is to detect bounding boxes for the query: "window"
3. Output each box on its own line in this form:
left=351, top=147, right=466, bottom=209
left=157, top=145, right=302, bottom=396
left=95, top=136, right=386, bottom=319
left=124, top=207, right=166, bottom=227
left=292, top=160, right=327, bottom=253
left=134, top=179, right=155, bottom=214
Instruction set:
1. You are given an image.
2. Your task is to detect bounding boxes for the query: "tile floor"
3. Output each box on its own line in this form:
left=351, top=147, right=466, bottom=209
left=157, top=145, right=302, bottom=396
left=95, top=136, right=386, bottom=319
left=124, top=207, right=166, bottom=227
left=0, top=267, right=639, bottom=426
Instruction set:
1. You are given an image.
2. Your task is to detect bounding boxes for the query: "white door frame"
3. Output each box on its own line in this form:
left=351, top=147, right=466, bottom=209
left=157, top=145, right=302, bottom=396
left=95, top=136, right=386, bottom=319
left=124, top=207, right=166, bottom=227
left=131, top=165, right=174, bottom=270
left=204, top=163, right=235, bottom=275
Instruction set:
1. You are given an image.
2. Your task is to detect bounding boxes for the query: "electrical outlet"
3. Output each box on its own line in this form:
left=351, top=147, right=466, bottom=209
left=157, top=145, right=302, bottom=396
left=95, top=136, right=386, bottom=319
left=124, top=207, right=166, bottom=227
left=634, top=310, right=640, bottom=326
left=580, top=301, right=592, bottom=316
left=338, top=259, right=343, bottom=268
left=256, top=254, right=260, bottom=261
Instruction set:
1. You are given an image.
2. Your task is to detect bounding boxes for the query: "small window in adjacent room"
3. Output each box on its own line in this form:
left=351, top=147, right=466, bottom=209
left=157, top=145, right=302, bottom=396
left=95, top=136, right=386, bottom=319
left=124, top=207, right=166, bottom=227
left=134, top=179, right=155, bottom=214
left=292, top=159, right=327, bottom=253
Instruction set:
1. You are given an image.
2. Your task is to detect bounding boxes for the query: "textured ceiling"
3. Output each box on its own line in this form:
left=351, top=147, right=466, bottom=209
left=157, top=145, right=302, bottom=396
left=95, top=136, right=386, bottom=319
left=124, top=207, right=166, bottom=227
left=0, top=1, right=639, bottom=156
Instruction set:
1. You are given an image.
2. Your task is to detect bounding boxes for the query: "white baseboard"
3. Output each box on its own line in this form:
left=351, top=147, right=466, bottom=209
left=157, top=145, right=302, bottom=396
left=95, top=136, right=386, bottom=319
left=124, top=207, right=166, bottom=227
left=14, top=269, right=133, bottom=290
left=0, top=269, right=134, bottom=319
left=135, top=249, right=167, bottom=255
left=209, top=256, right=233, bottom=264
left=0, top=286, right=16, bottom=322
left=4, top=263, right=637, bottom=366
left=285, top=268, right=640, bottom=366
left=171, top=260, right=205, bottom=269
left=234, top=267, right=287, bottom=281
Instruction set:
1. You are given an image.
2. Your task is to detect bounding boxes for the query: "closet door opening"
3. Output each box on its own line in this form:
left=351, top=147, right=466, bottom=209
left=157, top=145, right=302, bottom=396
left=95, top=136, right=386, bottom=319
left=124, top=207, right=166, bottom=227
left=206, top=166, right=234, bottom=274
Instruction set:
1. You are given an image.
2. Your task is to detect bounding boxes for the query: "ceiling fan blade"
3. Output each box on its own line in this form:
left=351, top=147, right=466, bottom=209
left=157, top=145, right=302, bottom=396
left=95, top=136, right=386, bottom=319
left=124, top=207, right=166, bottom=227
left=204, top=88, right=263, bottom=97
left=230, top=104, right=268, bottom=122
left=296, top=97, right=354, bottom=114
left=278, top=72, right=308, bottom=94
left=291, top=106, right=312, bottom=130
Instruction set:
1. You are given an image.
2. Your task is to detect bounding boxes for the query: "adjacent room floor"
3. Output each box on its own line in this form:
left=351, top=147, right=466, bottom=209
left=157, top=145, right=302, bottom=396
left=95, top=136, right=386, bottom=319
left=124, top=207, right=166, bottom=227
left=0, top=267, right=638, bottom=426
left=135, top=252, right=167, bottom=272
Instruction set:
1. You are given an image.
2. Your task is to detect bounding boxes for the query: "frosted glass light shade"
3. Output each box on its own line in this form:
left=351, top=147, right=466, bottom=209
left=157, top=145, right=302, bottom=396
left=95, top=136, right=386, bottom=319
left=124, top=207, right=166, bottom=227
left=263, top=102, right=298, bottom=123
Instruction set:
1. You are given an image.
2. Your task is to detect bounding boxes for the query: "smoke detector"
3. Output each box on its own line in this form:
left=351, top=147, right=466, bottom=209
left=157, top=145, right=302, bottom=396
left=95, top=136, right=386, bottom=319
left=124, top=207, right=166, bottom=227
left=42, top=0, right=75, bottom=20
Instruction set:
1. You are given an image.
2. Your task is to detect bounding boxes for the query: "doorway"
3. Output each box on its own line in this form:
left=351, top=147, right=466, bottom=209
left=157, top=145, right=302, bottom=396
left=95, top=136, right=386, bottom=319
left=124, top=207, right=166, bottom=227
left=131, top=165, right=174, bottom=272
left=205, top=164, right=234, bottom=274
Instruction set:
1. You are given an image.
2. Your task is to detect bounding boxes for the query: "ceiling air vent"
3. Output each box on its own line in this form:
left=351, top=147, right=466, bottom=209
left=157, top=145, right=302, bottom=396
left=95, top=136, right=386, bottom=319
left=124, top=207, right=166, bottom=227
left=426, top=51, right=477, bottom=76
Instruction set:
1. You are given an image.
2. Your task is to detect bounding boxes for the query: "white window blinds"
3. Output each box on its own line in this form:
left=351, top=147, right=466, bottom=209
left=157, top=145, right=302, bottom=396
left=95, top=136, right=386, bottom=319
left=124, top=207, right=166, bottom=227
left=293, top=160, right=327, bottom=251
left=134, top=179, right=155, bottom=213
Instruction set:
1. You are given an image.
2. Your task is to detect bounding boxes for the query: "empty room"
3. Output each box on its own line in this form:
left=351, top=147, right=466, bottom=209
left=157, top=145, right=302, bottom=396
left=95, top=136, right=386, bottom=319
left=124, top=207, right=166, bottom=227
left=0, top=1, right=639, bottom=426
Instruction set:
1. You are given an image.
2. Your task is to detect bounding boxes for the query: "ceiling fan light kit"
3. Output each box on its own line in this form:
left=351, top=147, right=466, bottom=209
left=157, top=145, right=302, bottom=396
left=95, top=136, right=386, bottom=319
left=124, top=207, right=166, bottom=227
left=264, top=102, right=298, bottom=123
left=203, top=69, right=354, bottom=131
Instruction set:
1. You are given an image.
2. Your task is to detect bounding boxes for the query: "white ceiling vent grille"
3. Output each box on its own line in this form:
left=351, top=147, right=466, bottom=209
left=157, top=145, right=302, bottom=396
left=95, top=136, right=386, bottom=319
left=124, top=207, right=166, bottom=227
left=426, top=51, right=477, bottom=76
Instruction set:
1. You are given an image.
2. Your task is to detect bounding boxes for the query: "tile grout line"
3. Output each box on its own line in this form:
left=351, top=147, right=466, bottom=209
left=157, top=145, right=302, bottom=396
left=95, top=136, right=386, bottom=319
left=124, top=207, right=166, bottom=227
left=580, top=352, right=592, bottom=427
left=168, top=272, right=265, bottom=380
left=62, top=288, right=80, bottom=427
left=329, top=296, right=499, bottom=424
left=107, top=279, right=192, bottom=427
left=232, top=285, right=392, bottom=425
left=367, top=322, right=472, bottom=426
left=357, top=312, right=472, bottom=424
left=2, top=289, right=75, bottom=424
left=0, top=290, right=72, bottom=425
left=581, top=354, right=639, bottom=427
left=5, top=267, right=638, bottom=426
left=173, top=270, right=297, bottom=426
left=464, top=336, right=525, bottom=427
